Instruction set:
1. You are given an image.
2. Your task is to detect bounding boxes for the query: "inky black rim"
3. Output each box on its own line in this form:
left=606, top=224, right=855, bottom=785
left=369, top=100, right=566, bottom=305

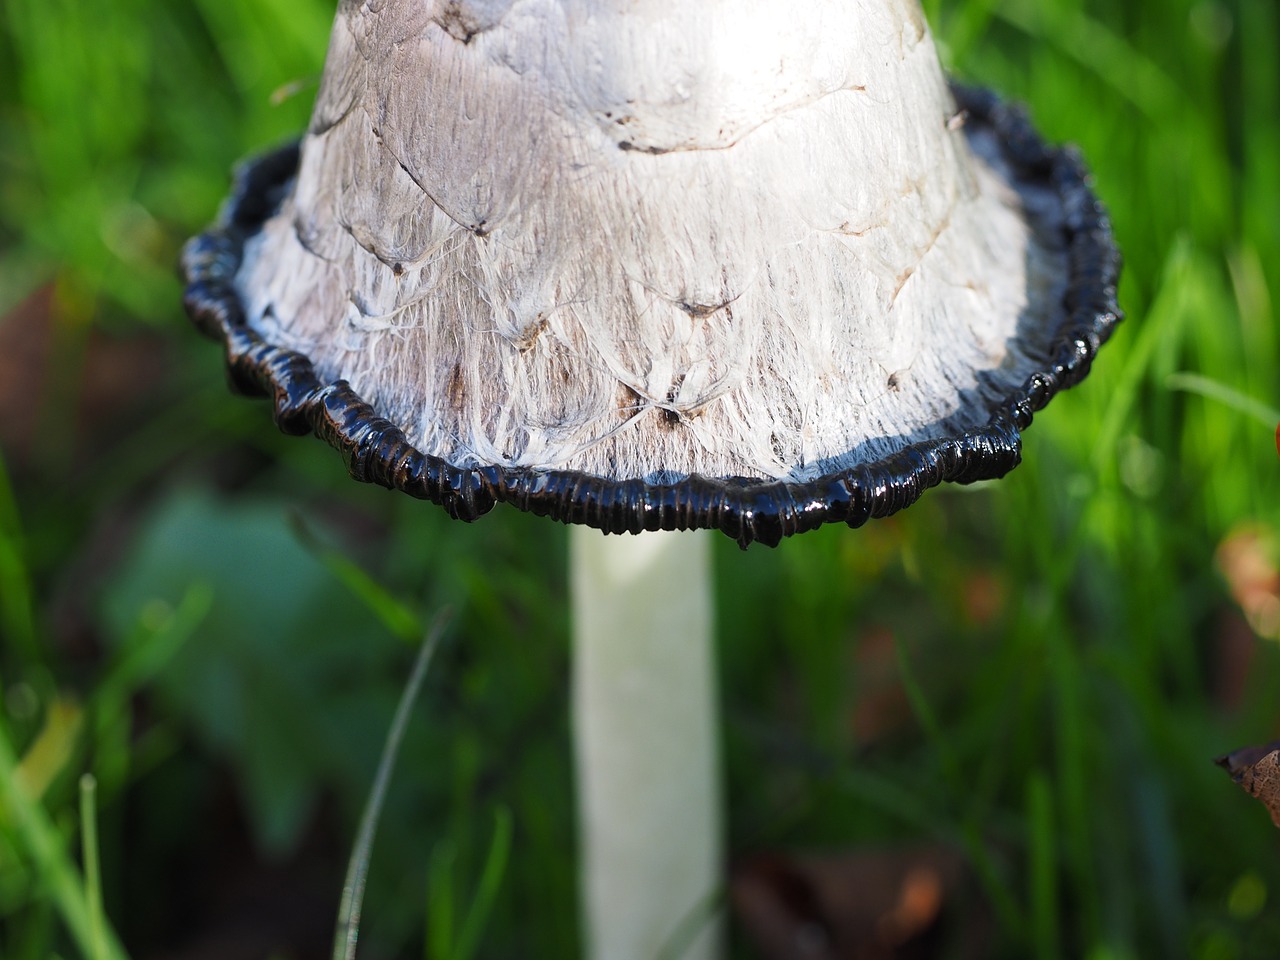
left=182, top=85, right=1121, bottom=548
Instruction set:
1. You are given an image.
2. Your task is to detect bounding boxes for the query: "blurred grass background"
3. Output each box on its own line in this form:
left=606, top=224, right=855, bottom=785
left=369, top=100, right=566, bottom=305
left=2, top=0, right=1279, bottom=957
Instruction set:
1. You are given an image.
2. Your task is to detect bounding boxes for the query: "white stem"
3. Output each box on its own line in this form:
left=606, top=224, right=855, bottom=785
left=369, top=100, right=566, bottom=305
left=571, top=527, right=722, bottom=960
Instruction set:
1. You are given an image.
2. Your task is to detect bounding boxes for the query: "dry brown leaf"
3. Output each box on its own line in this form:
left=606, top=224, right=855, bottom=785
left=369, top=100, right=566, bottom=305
left=730, top=846, right=987, bottom=960
left=1215, top=526, right=1280, bottom=640
left=1216, top=743, right=1280, bottom=828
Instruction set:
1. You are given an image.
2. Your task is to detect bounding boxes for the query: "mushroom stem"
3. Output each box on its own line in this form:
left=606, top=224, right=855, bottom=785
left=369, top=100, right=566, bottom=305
left=571, top=526, right=723, bottom=960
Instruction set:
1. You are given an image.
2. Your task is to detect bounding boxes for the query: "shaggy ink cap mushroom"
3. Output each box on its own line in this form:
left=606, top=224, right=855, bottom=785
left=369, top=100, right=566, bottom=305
left=183, top=1, right=1121, bottom=548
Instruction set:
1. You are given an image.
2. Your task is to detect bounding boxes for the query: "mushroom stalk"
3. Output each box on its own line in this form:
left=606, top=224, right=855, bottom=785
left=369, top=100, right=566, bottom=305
left=571, top=527, right=722, bottom=960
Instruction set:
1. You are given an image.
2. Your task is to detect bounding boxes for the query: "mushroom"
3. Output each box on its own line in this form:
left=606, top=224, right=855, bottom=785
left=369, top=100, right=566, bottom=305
left=182, top=2, right=1120, bottom=958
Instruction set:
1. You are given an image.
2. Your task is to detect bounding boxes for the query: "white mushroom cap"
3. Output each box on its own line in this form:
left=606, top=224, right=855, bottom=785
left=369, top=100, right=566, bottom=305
left=185, top=0, right=1120, bottom=545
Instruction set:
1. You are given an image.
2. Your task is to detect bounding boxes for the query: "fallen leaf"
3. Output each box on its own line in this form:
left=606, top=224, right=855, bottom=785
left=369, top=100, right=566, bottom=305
left=731, top=846, right=986, bottom=960
left=1216, top=526, right=1280, bottom=640
left=1216, top=743, right=1280, bottom=828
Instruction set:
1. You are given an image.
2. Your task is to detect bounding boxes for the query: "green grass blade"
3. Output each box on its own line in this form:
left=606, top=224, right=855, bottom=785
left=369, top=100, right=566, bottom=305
left=1091, top=237, right=1196, bottom=475
left=78, top=774, right=106, bottom=960
left=995, top=0, right=1180, bottom=120
left=1027, top=772, right=1061, bottom=960
left=290, top=513, right=424, bottom=644
left=90, top=584, right=213, bottom=798
left=451, top=807, right=514, bottom=960
left=936, top=0, right=1000, bottom=68
left=893, top=632, right=961, bottom=791
left=1165, top=372, right=1280, bottom=429
left=0, top=728, right=129, bottom=960
left=95, top=583, right=215, bottom=710
left=426, top=841, right=457, bottom=960
left=333, top=611, right=450, bottom=960
left=0, top=449, right=42, bottom=672
left=655, top=884, right=722, bottom=960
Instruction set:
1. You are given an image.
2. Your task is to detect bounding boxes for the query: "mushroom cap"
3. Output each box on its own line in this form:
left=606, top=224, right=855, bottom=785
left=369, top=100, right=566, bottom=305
left=183, top=1, right=1120, bottom=548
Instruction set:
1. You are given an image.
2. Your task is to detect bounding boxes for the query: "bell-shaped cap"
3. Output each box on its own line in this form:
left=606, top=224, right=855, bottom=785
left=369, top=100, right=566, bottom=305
left=184, top=0, right=1120, bottom=547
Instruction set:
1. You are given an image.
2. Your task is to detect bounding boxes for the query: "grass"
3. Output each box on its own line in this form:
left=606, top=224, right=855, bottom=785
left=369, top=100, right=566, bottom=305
left=2, top=0, right=1280, bottom=958
left=337, top=618, right=447, bottom=960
